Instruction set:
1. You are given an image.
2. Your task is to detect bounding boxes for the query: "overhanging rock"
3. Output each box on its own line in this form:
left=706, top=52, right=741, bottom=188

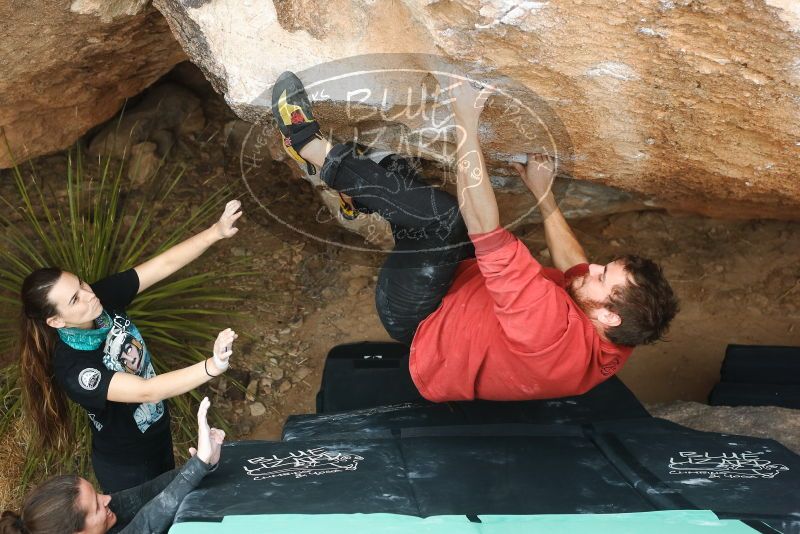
left=0, top=2, right=185, bottom=168
left=153, top=0, right=800, bottom=220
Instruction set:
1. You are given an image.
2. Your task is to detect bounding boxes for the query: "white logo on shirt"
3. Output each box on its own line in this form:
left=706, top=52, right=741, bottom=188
left=78, top=368, right=101, bottom=391
left=88, top=412, right=103, bottom=431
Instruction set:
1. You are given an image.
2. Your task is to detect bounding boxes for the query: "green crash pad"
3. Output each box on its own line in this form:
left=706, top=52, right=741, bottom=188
left=169, top=510, right=759, bottom=533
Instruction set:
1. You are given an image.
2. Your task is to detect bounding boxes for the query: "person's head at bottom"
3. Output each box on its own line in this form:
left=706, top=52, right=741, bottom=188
left=1, top=397, right=223, bottom=534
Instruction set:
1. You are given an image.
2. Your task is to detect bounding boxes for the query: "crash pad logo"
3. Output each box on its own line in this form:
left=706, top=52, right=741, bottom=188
left=668, top=451, right=789, bottom=479
left=243, top=447, right=364, bottom=481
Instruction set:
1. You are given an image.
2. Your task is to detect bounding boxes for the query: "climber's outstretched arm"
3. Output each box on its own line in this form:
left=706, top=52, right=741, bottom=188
left=448, top=82, right=500, bottom=235
left=512, top=154, right=588, bottom=271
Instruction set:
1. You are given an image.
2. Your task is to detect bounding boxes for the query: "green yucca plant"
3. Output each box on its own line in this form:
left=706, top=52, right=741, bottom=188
left=0, top=145, right=244, bottom=492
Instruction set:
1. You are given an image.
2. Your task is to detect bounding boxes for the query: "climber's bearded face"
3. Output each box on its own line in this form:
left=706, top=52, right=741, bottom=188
left=566, top=261, right=630, bottom=328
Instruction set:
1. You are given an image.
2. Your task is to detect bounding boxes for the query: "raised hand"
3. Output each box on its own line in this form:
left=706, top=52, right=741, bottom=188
left=189, top=397, right=227, bottom=465
left=213, top=199, right=243, bottom=239
left=512, top=153, right=557, bottom=200
left=206, top=428, right=225, bottom=466
left=193, top=397, right=213, bottom=464
left=211, top=328, right=237, bottom=374
left=442, top=76, right=493, bottom=126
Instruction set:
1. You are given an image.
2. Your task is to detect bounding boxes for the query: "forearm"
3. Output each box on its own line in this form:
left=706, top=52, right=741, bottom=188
left=537, top=192, right=588, bottom=271
left=115, top=456, right=211, bottom=534
left=146, top=360, right=219, bottom=402
left=108, top=359, right=221, bottom=404
left=109, top=468, right=178, bottom=530
left=453, top=117, right=500, bottom=234
left=135, top=226, right=220, bottom=293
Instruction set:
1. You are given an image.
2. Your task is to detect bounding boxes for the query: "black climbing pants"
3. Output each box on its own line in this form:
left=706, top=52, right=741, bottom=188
left=320, top=143, right=474, bottom=345
left=92, top=433, right=175, bottom=494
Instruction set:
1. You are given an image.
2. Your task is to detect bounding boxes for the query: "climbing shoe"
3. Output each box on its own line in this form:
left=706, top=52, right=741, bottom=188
left=272, top=71, right=322, bottom=175
left=338, top=192, right=359, bottom=221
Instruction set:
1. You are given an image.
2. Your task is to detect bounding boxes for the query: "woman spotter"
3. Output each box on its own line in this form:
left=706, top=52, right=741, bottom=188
left=18, top=200, right=242, bottom=492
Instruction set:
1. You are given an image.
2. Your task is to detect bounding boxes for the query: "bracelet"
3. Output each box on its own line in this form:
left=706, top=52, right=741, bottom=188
left=204, top=359, right=216, bottom=378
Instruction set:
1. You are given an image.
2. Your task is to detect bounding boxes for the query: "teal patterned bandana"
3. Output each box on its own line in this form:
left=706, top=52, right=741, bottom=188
left=57, top=310, right=113, bottom=351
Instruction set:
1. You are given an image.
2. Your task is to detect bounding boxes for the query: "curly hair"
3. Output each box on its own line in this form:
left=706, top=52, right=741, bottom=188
left=605, top=255, right=679, bottom=347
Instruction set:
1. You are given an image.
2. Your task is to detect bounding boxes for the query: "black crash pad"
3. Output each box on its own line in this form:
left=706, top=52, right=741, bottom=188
left=173, top=343, right=799, bottom=532
left=174, top=415, right=800, bottom=527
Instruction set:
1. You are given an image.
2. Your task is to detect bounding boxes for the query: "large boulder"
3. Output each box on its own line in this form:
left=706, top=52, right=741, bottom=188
left=0, top=1, right=185, bottom=168
left=153, top=0, right=800, bottom=220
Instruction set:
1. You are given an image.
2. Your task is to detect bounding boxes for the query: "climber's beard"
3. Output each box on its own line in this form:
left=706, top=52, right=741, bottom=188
left=566, top=274, right=604, bottom=318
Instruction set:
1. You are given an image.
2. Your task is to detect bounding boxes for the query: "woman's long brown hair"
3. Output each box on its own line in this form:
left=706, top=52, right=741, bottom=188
left=19, top=268, right=71, bottom=450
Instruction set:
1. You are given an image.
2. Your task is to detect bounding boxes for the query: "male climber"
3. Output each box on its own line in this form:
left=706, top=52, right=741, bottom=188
left=271, top=71, right=679, bottom=402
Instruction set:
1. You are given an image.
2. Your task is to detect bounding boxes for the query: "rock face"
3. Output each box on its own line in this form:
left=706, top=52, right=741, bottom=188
left=153, top=0, right=800, bottom=220
left=88, top=82, right=205, bottom=158
left=0, top=1, right=185, bottom=168
left=649, top=401, right=800, bottom=455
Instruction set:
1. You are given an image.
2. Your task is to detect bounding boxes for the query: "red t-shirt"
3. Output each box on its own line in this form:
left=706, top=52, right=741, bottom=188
left=409, top=227, right=633, bottom=402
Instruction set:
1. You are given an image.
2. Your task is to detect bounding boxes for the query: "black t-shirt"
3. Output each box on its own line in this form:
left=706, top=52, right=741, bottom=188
left=52, top=269, right=171, bottom=461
